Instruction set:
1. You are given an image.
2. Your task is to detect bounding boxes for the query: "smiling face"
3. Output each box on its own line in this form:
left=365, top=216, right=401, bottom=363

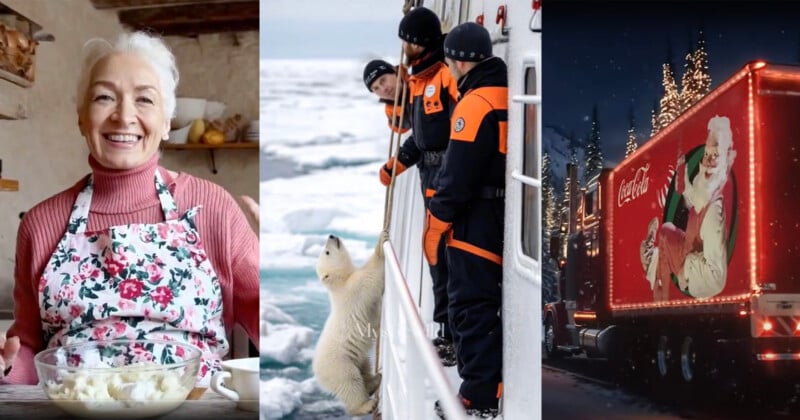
left=78, top=52, right=169, bottom=170
left=701, top=132, right=721, bottom=180
left=369, top=73, right=398, bottom=101
left=691, top=117, right=734, bottom=210
left=697, top=130, right=727, bottom=198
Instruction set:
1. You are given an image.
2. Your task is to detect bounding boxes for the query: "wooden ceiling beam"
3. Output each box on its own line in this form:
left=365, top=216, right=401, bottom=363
left=90, top=0, right=248, bottom=11
left=118, top=2, right=257, bottom=26
left=126, top=19, right=259, bottom=37
left=116, top=1, right=258, bottom=36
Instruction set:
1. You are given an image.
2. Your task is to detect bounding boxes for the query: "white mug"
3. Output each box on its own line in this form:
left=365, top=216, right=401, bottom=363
left=210, top=357, right=260, bottom=411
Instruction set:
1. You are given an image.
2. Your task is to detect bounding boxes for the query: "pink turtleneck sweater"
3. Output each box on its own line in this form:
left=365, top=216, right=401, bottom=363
left=3, top=154, right=259, bottom=384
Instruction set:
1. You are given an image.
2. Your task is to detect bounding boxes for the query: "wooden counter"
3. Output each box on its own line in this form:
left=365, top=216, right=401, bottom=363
left=0, top=385, right=259, bottom=419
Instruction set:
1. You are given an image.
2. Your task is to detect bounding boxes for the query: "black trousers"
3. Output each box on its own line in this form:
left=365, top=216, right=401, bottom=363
left=447, top=199, right=503, bottom=408
left=420, top=162, right=452, bottom=339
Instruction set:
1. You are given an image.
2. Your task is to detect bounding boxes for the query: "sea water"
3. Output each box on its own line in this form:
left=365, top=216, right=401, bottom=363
left=259, top=58, right=392, bottom=420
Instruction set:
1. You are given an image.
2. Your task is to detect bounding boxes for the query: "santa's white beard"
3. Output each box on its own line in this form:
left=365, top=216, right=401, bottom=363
left=689, top=162, right=727, bottom=211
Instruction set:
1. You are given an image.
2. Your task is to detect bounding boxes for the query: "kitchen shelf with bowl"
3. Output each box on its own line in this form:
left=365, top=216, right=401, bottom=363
left=160, top=142, right=259, bottom=151
left=164, top=98, right=259, bottom=174
left=160, top=141, right=259, bottom=174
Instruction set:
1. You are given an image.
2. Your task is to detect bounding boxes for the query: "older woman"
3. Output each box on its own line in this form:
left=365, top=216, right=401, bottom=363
left=0, top=31, right=259, bottom=388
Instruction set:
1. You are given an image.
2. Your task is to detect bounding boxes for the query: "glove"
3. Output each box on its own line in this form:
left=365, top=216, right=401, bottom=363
left=379, top=157, right=408, bottom=186
left=423, top=210, right=452, bottom=265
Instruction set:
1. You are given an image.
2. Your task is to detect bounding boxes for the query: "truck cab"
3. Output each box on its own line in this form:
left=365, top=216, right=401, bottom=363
left=544, top=166, right=613, bottom=358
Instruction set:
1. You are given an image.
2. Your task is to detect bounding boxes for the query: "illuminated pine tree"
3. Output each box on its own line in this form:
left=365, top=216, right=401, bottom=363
left=560, top=161, right=576, bottom=239
left=657, top=61, right=681, bottom=130
left=692, top=24, right=711, bottom=97
left=625, top=127, right=638, bottom=157
left=584, top=105, right=604, bottom=183
left=650, top=99, right=659, bottom=136
left=680, top=31, right=698, bottom=112
left=569, top=131, right=579, bottom=166
left=563, top=132, right=579, bottom=205
left=625, top=107, right=638, bottom=157
left=561, top=173, right=570, bottom=226
left=542, top=152, right=557, bottom=254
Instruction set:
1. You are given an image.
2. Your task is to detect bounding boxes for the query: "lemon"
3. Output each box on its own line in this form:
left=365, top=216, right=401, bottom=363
left=188, top=119, right=205, bottom=144
left=202, top=129, right=225, bottom=145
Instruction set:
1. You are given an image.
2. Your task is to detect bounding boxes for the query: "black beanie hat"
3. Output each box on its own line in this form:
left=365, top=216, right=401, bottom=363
left=398, top=7, right=442, bottom=49
left=363, top=59, right=396, bottom=90
left=444, top=22, right=493, bottom=62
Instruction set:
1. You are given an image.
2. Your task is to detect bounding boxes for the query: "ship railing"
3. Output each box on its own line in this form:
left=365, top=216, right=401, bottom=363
left=378, top=165, right=467, bottom=420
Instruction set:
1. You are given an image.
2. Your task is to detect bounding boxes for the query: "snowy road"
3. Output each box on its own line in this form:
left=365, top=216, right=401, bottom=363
left=543, top=364, right=680, bottom=420
left=542, top=355, right=800, bottom=419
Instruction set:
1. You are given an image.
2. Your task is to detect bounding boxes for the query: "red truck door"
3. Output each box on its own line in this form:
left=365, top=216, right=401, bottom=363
left=576, top=183, right=604, bottom=316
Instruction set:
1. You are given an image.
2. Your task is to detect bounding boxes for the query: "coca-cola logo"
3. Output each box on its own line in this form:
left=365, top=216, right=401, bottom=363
left=618, top=164, right=650, bottom=207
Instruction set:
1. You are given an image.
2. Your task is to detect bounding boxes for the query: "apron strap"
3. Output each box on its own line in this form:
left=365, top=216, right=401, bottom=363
left=67, top=175, right=94, bottom=234
left=66, top=170, right=180, bottom=234
left=154, top=170, right=180, bottom=221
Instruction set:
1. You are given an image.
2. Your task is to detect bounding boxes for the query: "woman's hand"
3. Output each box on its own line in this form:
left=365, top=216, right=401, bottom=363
left=0, top=335, right=20, bottom=378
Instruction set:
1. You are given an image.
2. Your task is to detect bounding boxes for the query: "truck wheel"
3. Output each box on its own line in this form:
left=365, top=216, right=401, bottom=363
left=656, top=334, right=673, bottom=379
left=680, top=336, right=698, bottom=383
left=544, top=317, right=563, bottom=359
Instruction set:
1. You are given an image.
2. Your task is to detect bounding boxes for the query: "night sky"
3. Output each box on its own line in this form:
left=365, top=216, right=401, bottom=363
left=545, top=0, right=800, bottom=167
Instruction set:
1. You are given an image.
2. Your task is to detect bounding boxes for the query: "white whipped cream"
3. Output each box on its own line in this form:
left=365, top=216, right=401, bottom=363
left=44, top=364, right=190, bottom=417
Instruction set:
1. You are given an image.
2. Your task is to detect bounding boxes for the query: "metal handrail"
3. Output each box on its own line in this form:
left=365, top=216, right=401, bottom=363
left=511, top=171, right=540, bottom=188
left=379, top=241, right=467, bottom=420
left=511, top=94, right=541, bottom=105
left=378, top=163, right=465, bottom=419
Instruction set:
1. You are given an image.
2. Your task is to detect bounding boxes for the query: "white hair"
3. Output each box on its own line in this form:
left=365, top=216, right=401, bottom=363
left=686, top=115, right=734, bottom=210
left=76, top=31, right=179, bottom=120
left=708, top=115, right=732, bottom=153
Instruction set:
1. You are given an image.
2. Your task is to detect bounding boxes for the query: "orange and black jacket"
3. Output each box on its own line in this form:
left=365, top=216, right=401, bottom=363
left=379, top=65, right=412, bottom=135
left=394, top=44, right=459, bottom=168
left=381, top=98, right=411, bottom=134
left=429, top=57, right=508, bottom=261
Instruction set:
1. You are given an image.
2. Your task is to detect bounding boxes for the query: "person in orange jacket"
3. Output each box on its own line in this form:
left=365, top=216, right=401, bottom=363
left=424, top=22, right=507, bottom=418
left=377, top=7, right=459, bottom=367
left=363, top=59, right=411, bottom=134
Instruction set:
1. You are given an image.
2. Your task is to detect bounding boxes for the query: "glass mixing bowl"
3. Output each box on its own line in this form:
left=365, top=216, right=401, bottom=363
left=33, top=339, right=202, bottom=419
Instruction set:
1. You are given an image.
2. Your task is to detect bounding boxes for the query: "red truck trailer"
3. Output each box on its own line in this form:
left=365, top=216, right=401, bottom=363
left=545, top=61, right=800, bottom=389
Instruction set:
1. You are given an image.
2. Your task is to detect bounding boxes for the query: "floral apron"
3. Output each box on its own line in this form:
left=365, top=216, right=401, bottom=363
left=38, top=171, right=229, bottom=387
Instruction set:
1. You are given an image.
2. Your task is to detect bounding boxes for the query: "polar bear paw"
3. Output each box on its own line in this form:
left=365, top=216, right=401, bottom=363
left=348, top=398, right=377, bottom=416
left=375, top=230, right=390, bottom=258
left=366, top=372, right=382, bottom=396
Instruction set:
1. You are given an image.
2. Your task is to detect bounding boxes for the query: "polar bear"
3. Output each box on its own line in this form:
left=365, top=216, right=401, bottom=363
left=312, top=232, right=388, bottom=415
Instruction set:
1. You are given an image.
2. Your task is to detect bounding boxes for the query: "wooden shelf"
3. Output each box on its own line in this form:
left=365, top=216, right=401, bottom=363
left=0, top=68, right=32, bottom=89
left=160, top=141, right=258, bottom=150
left=159, top=141, right=258, bottom=174
left=0, top=178, right=19, bottom=191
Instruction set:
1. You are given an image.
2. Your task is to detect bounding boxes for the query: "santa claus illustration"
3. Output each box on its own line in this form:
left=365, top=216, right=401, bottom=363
left=641, top=115, right=736, bottom=301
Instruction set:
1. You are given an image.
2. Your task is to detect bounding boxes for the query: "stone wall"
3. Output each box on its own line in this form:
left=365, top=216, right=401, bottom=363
left=161, top=30, right=260, bottom=210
